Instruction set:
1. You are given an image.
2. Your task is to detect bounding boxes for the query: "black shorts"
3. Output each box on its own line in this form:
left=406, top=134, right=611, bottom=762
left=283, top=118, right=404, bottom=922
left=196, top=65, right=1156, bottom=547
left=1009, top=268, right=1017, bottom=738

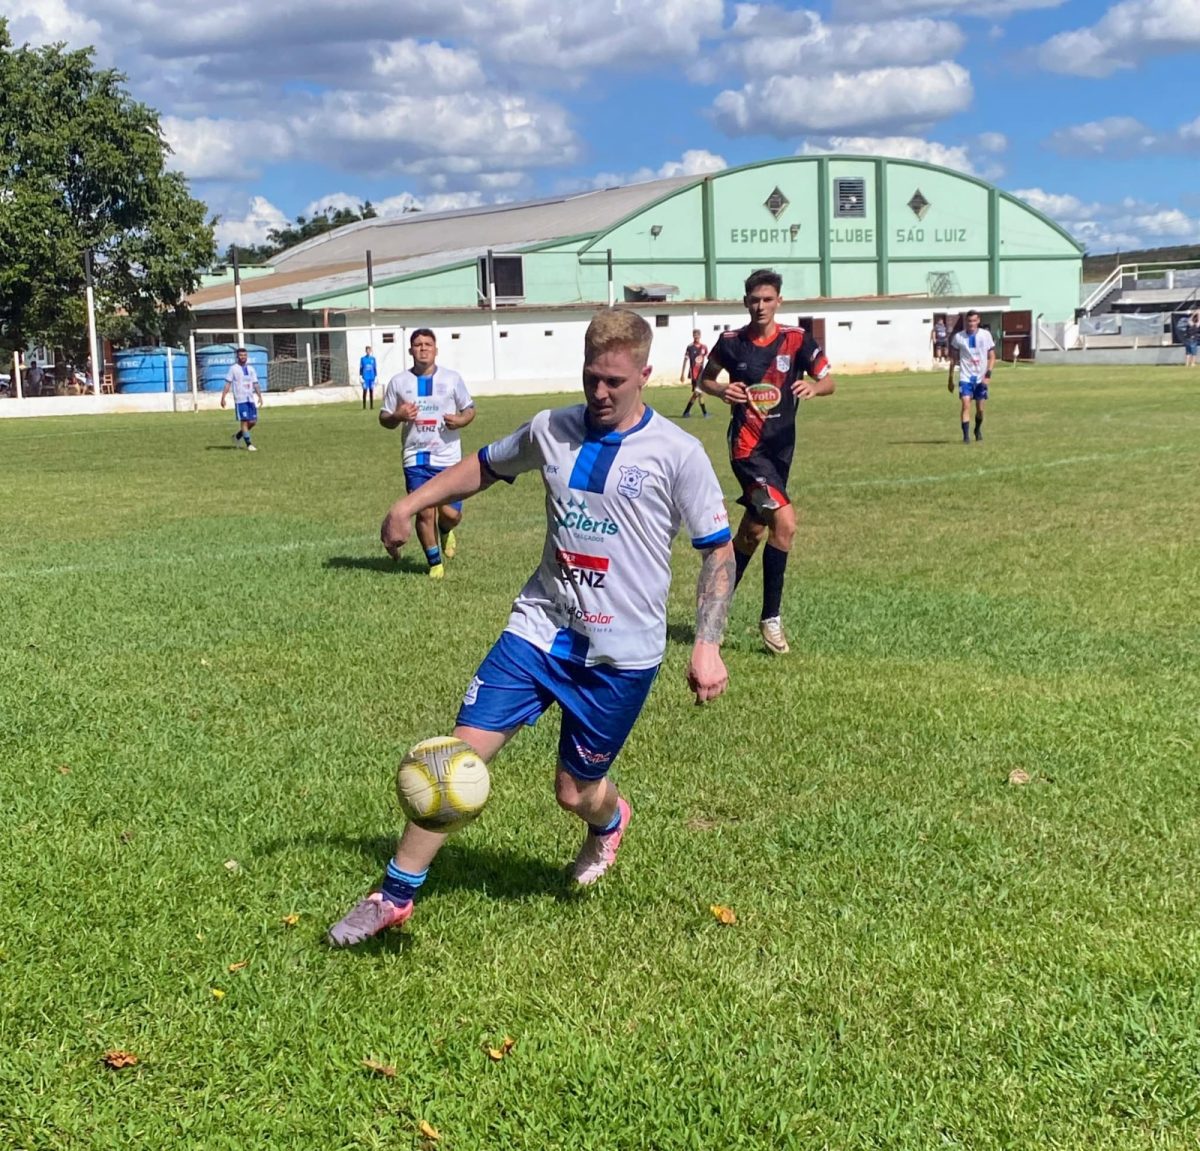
left=731, top=453, right=791, bottom=521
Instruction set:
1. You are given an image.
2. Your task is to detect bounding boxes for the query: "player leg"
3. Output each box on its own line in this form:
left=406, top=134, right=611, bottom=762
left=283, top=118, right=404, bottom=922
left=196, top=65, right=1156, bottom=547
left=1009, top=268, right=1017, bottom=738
left=733, top=510, right=767, bottom=588
left=681, top=385, right=695, bottom=417
left=695, top=384, right=709, bottom=418
left=959, top=388, right=972, bottom=443
left=327, top=635, right=550, bottom=946
left=756, top=496, right=795, bottom=655
left=437, top=497, right=463, bottom=560
left=415, top=507, right=444, bottom=577
left=368, top=385, right=374, bottom=410
left=242, top=405, right=258, bottom=451
left=551, top=660, right=659, bottom=886
left=974, top=388, right=986, bottom=441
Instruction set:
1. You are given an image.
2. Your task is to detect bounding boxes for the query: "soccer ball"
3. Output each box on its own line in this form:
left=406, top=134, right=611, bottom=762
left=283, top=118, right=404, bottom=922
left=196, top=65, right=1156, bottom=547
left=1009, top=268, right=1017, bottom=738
left=396, top=736, right=491, bottom=833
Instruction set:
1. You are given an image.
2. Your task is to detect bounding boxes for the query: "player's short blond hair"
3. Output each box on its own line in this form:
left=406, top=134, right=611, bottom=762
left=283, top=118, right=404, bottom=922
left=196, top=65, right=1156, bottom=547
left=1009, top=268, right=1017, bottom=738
left=584, top=307, right=652, bottom=365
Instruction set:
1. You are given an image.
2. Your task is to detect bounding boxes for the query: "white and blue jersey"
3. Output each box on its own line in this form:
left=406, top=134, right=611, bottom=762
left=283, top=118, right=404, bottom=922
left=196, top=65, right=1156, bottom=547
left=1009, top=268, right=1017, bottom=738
left=479, top=404, right=731, bottom=670
left=381, top=366, right=473, bottom=468
left=225, top=362, right=260, bottom=403
left=951, top=328, right=994, bottom=397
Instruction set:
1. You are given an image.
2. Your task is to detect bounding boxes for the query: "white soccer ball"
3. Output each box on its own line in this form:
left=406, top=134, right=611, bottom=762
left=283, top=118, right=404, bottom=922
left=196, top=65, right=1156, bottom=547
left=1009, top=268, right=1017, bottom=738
left=396, top=736, right=491, bottom=833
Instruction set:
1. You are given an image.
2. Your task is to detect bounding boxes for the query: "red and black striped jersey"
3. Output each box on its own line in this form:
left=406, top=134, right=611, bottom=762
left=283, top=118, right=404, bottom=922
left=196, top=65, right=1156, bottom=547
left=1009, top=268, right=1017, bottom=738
left=708, top=324, right=830, bottom=462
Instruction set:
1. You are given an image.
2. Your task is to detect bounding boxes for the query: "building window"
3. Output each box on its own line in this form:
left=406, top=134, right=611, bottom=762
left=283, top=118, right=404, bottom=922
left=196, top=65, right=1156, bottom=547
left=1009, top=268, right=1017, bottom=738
left=477, top=254, right=525, bottom=304
left=655, top=315, right=669, bottom=328
left=834, top=178, right=866, bottom=218
left=381, top=332, right=395, bottom=343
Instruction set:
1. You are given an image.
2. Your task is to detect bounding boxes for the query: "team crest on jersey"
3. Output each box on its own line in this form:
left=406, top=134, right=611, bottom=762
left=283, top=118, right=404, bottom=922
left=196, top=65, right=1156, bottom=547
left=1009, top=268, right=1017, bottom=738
left=617, top=464, right=649, bottom=500
left=775, top=354, right=791, bottom=373
left=746, top=382, right=782, bottom=415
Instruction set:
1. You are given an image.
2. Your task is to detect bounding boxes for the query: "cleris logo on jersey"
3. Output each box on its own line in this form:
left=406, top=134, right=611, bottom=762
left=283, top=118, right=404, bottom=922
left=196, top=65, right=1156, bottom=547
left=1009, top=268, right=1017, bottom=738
left=746, top=382, right=782, bottom=415
left=556, top=548, right=609, bottom=588
left=553, top=495, right=619, bottom=536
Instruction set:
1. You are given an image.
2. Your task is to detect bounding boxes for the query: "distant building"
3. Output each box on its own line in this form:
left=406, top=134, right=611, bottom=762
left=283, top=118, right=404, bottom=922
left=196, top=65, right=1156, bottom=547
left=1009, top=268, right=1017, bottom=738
left=186, top=155, right=1082, bottom=392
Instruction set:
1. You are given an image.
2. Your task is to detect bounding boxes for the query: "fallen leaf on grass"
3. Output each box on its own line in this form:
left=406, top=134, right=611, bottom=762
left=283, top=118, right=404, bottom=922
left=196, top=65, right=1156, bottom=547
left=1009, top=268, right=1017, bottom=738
left=227, top=960, right=249, bottom=973
left=223, top=859, right=240, bottom=874
left=102, top=1050, right=139, bottom=1069
left=210, top=988, right=225, bottom=1001
left=418, top=1120, right=441, bottom=1141
left=200, top=658, right=210, bottom=667
left=486, top=1035, right=517, bottom=1061
left=1008, top=769, right=1031, bottom=786
left=57, top=765, right=71, bottom=775
left=281, top=914, right=300, bottom=927
left=362, top=1058, right=396, bottom=1078
left=710, top=904, right=737, bottom=925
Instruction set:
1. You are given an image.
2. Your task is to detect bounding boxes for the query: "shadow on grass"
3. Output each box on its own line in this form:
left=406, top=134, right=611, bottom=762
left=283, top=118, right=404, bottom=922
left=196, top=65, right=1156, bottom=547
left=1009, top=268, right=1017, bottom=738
left=324, top=553, right=426, bottom=575
left=665, top=620, right=695, bottom=647
left=259, top=831, right=569, bottom=903
left=203, top=444, right=243, bottom=451
left=886, top=439, right=957, bottom=445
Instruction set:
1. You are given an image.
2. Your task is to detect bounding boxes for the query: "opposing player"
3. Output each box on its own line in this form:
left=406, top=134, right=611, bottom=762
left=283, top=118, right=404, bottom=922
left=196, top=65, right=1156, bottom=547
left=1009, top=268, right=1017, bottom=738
left=219, top=347, right=264, bottom=452
left=948, top=310, right=995, bottom=443
left=328, top=308, right=736, bottom=946
left=700, top=268, right=834, bottom=655
left=359, top=345, right=378, bottom=410
left=379, top=329, right=475, bottom=577
left=680, top=329, right=710, bottom=418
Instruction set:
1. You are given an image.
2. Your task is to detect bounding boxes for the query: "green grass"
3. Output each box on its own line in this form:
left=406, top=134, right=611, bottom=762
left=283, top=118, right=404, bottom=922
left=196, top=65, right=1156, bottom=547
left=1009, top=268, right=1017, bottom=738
left=1, top=365, right=1198, bottom=1149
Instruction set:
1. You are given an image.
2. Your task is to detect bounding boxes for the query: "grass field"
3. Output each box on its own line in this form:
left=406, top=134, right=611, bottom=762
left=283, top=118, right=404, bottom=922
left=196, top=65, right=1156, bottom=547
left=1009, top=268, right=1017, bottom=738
left=2, top=365, right=1198, bottom=1150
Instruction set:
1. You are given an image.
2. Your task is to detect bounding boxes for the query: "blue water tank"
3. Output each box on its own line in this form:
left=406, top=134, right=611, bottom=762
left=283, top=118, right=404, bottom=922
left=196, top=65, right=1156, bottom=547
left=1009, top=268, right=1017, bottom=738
left=114, top=347, right=190, bottom=393
left=196, top=343, right=270, bottom=392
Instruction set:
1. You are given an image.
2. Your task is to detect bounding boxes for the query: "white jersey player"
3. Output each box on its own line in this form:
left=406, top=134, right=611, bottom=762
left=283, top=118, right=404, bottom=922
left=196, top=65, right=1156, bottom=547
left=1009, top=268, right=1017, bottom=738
left=948, top=309, right=996, bottom=444
left=329, top=308, right=737, bottom=946
left=379, top=328, right=475, bottom=575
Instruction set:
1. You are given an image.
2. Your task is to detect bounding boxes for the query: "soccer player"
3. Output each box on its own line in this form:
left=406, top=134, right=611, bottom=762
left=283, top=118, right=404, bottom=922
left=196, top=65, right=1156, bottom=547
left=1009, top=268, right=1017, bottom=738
left=680, top=329, right=709, bottom=418
left=379, top=329, right=475, bottom=577
left=359, top=345, right=378, bottom=410
left=948, top=309, right=995, bottom=443
left=931, top=315, right=949, bottom=363
left=219, top=347, right=264, bottom=451
left=700, top=268, right=834, bottom=656
left=328, top=308, right=736, bottom=946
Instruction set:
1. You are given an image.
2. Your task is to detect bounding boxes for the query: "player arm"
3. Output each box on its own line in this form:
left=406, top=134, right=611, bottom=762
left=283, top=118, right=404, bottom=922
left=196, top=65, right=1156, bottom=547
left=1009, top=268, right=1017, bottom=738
left=220, top=374, right=232, bottom=406
left=699, top=353, right=745, bottom=403
left=986, top=343, right=996, bottom=377
left=688, top=541, right=734, bottom=704
left=443, top=403, right=475, bottom=431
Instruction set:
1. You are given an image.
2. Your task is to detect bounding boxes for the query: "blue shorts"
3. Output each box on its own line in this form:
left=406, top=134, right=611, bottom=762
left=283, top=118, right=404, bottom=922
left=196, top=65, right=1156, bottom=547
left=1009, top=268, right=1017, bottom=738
left=1186, top=342, right=1199, bottom=357
left=362, top=380, right=375, bottom=390
left=405, top=463, right=462, bottom=513
left=958, top=380, right=989, bottom=401
left=456, top=631, right=659, bottom=780
left=235, top=401, right=258, bottom=423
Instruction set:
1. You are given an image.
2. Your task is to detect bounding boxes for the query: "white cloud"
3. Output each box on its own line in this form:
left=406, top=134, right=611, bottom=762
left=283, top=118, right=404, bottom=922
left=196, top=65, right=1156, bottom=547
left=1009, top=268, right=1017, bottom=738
left=797, top=135, right=998, bottom=177
left=368, top=40, right=486, bottom=90
left=1011, top=187, right=1199, bottom=251
left=579, top=149, right=727, bottom=192
left=1037, top=0, right=1200, bottom=77
left=213, top=196, right=289, bottom=250
left=1046, top=113, right=1200, bottom=156
left=2, top=0, right=103, bottom=53
left=713, top=63, right=972, bottom=136
left=836, top=0, right=1066, bottom=15
left=162, top=116, right=292, bottom=181
left=979, top=132, right=1008, bottom=153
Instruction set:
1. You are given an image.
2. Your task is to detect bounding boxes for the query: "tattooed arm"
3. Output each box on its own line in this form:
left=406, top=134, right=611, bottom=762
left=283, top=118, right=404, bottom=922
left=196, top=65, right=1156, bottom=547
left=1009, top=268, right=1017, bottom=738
left=687, top=540, right=735, bottom=703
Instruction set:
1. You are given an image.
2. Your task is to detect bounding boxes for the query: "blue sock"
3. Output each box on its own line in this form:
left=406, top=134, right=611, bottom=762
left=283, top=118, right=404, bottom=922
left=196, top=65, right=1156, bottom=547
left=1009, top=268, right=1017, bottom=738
left=588, top=803, right=623, bottom=837
left=961, top=421, right=970, bottom=441
left=381, top=861, right=427, bottom=905
left=733, top=546, right=753, bottom=588
left=425, top=546, right=442, bottom=567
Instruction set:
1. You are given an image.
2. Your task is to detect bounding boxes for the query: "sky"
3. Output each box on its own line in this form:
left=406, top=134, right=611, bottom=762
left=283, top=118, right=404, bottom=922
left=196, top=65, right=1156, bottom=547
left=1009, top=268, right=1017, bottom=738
left=8, top=0, right=1198, bottom=256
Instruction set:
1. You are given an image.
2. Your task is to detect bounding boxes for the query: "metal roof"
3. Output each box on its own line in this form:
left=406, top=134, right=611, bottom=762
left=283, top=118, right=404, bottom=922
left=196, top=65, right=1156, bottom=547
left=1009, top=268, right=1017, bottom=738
left=190, top=175, right=694, bottom=313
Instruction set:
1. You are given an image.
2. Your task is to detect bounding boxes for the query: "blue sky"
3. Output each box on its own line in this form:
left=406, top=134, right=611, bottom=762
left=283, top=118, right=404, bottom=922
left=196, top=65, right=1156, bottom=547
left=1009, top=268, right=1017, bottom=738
left=9, top=0, right=1198, bottom=254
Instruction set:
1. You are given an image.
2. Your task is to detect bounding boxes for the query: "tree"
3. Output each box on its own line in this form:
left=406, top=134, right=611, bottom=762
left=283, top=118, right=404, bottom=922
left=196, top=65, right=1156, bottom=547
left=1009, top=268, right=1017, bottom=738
left=0, top=20, right=215, bottom=361
left=222, top=201, right=378, bottom=267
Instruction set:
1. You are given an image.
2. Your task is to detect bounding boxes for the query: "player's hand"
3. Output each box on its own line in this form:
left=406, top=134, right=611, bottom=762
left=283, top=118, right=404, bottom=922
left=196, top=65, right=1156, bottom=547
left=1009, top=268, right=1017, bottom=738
left=255, top=395, right=263, bottom=407
left=947, top=380, right=954, bottom=393
left=220, top=396, right=227, bottom=408
left=397, top=401, right=419, bottom=421
left=380, top=499, right=414, bottom=558
left=723, top=382, right=748, bottom=405
left=686, top=641, right=728, bottom=704
left=793, top=380, right=819, bottom=399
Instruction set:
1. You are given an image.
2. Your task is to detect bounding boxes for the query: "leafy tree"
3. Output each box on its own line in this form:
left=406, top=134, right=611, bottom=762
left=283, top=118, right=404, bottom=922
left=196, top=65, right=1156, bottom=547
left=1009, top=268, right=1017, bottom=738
left=0, top=20, right=214, bottom=361
left=222, top=201, right=378, bottom=267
